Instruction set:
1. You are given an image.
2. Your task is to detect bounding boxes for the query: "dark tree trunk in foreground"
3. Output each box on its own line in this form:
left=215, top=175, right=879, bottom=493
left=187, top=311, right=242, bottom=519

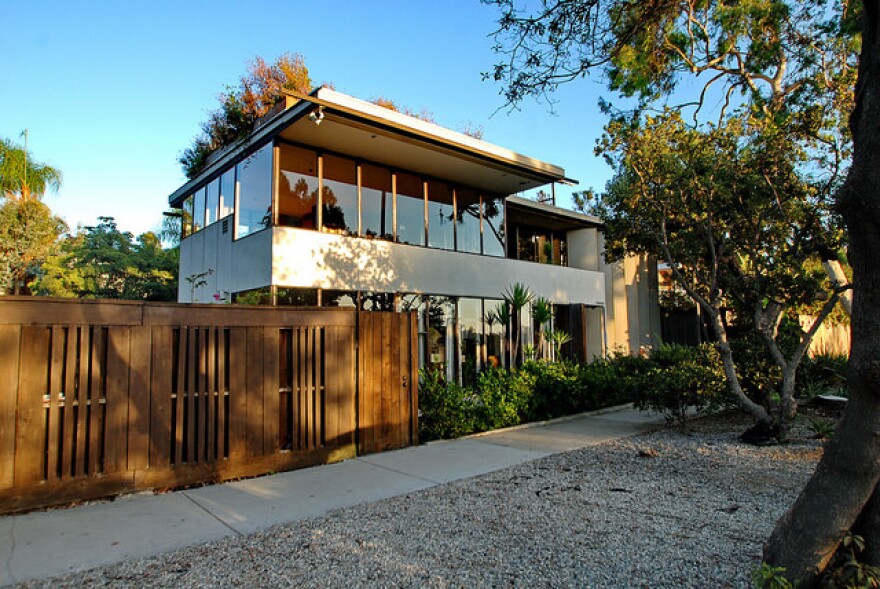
left=764, top=1, right=880, bottom=584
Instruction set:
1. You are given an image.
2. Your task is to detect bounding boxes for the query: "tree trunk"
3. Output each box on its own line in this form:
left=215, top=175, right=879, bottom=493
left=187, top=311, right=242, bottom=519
left=823, top=259, right=853, bottom=316
left=705, top=307, right=773, bottom=424
left=764, top=2, right=880, bottom=584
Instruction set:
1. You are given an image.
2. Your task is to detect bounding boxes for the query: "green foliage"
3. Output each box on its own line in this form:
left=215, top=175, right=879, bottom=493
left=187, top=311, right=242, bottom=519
left=752, top=562, right=794, bottom=589
left=31, top=217, right=178, bottom=301
left=632, top=344, right=726, bottom=430
left=476, top=366, right=534, bottom=430
left=0, top=136, right=62, bottom=200
left=808, top=418, right=835, bottom=440
left=0, top=199, right=67, bottom=294
left=520, top=359, right=584, bottom=420
left=418, top=368, right=479, bottom=442
left=180, top=53, right=312, bottom=179
left=798, top=353, right=849, bottom=398
left=820, top=533, right=880, bottom=588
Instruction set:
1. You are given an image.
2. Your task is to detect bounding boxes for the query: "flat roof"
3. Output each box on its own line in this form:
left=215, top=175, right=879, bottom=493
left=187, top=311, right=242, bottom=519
left=169, top=87, right=576, bottom=207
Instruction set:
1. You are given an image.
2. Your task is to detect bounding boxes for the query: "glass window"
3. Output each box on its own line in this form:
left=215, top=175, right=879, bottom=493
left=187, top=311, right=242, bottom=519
left=236, top=143, right=273, bottom=239
left=360, top=292, right=395, bottom=311
left=277, top=288, right=317, bottom=306
left=321, top=154, right=358, bottom=235
left=517, top=227, right=538, bottom=262
left=219, top=168, right=235, bottom=219
left=396, top=173, right=425, bottom=246
left=193, top=187, right=206, bottom=232
left=484, top=298, right=505, bottom=368
left=361, top=164, right=393, bottom=240
left=278, top=144, right=318, bottom=229
left=182, top=196, right=194, bottom=238
left=321, top=289, right=358, bottom=307
left=427, top=180, right=454, bottom=250
left=458, top=298, right=482, bottom=386
left=398, top=294, right=427, bottom=370
left=426, top=295, right=456, bottom=381
left=483, top=196, right=505, bottom=257
left=205, top=177, right=220, bottom=226
left=456, top=189, right=481, bottom=254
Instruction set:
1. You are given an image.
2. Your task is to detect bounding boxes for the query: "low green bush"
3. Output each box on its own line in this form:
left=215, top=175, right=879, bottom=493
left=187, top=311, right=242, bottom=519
left=418, top=368, right=479, bottom=442
left=798, top=353, right=848, bottom=399
left=520, top=359, right=582, bottom=420
left=476, top=366, right=534, bottom=430
left=631, top=344, right=726, bottom=430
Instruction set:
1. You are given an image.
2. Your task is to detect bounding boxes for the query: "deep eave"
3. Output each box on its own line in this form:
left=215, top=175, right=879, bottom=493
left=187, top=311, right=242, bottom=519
left=169, top=87, right=576, bottom=207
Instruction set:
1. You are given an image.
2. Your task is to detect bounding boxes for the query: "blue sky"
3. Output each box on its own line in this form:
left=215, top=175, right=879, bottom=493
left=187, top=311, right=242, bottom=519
left=2, top=0, right=613, bottom=237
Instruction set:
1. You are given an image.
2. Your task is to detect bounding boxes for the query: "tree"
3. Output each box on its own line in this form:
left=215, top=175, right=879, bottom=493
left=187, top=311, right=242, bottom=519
left=0, top=199, right=66, bottom=294
left=485, top=0, right=879, bottom=582
left=597, top=110, right=845, bottom=437
left=0, top=136, right=62, bottom=200
left=763, top=2, right=880, bottom=583
left=180, top=53, right=312, bottom=179
left=31, top=217, right=178, bottom=301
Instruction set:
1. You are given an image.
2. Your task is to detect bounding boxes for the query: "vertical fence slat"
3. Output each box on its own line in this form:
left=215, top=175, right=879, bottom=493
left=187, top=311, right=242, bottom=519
left=15, top=327, right=49, bottom=486
left=174, top=327, right=187, bottom=466
left=217, top=328, right=227, bottom=460
left=324, top=326, right=338, bottom=446
left=127, top=326, right=151, bottom=471
left=89, top=327, right=105, bottom=475
left=0, top=326, right=20, bottom=489
left=409, top=311, right=419, bottom=445
left=186, top=327, right=197, bottom=464
left=205, top=328, right=215, bottom=462
left=296, top=328, right=305, bottom=451
left=381, top=313, right=393, bottom=451
left=104, top=327, right=130, bottom=475
left=228, top=328, right=247, bottom=460
left=150, top=326, right=172, bottom=469
left=46, top=327, right=65, bottom=481
left=263, top=327, right=280, bottom=455
left=74, top=327, right=91, bottom=477
left=197, top=327, right=207, bottom=462
left=245, top=327, right=263, bottom=457
left=392, top=314, right=404, bottom=450
left=61, top=328, right=78, bottom=478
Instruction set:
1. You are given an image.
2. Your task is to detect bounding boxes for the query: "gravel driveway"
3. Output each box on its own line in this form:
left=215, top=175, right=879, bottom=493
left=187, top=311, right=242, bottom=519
left=16, top=413, right=821, bottom=588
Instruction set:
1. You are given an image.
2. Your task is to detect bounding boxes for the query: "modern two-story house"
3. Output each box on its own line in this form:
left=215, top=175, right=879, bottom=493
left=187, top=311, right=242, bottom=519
left=167, top=87, right=660, bottom=380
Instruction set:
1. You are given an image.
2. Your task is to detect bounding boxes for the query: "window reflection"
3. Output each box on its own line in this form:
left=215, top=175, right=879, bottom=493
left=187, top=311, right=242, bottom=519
left=458, top=298, right=482, bottom=386
left=427, top=180, right=454, bottom=250
left=399, top=294, right=427, bottom=372
left=236, top=144, right=273, bottom=239
left=484, top=298, right=505, bottom=368
left=456, top=188, right=481, bottom=254
left=396, top=173, right=425, bottom=246
left=182, top=196, right=194, bottom=237
left=321, top=289, right=358, bottom=307
left=361, top=164, right=393, bottom=240
left=483, top=196, right=505, bottom=257
left=193, top=187, right=206, bottom=232
left=219, top=169, right=235, bottom=219
left=278, top=144, right=318, bottom=229
left=426, top=295, right=455, bottom=381
left=205, top=177, right=219, bottom=226
left=322, top=154, right=357, bottom=236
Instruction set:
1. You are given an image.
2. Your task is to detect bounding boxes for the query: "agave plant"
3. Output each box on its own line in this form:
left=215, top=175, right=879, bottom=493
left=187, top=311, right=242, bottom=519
left=502, top=283, right=533, bottom=365
left=531, top=297, right=554, bottom=358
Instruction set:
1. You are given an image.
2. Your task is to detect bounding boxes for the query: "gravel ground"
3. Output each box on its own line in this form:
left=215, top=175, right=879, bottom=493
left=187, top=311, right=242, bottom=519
left=16, top=412, right=823, bottom=589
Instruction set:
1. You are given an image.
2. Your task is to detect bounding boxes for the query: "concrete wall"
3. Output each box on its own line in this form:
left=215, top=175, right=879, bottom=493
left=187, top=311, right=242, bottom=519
left=271, top=227, right=606, bottom=305
left=178, top=220, right=273, bottom=303
left=602, top=252, right=662, bottom=355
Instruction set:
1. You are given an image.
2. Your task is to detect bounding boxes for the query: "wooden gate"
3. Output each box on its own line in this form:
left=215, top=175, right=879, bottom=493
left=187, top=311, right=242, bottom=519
left=357, top=311, right=419, bottom=454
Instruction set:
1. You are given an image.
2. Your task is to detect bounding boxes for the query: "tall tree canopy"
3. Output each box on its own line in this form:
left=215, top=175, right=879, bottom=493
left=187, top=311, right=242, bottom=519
left=180, top=53, right=312, bottom=179
left=0, top=136, right=62, bottom=200
left=0, top=199, right=66, bottom=295
left=31, top=217, right=178, bottom=301
left=486, top=0, right=879, bottom=583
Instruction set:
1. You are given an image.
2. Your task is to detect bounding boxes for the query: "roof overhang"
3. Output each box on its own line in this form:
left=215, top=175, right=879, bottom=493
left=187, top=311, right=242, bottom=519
left=506, top=195, right=602, bottom=232
left=169, top=87, right=576, bottom=207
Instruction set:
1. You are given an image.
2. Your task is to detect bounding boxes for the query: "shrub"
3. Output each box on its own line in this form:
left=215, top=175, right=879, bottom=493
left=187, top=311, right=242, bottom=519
left=418, top=368, right=478, bottom=441
left=632, top=344, right=726, bottom=430
left=520, top=359, right=583, bottom=420
left=798, top=353, right=848, bottom=399
left=476, top=366, right=534, bottom=430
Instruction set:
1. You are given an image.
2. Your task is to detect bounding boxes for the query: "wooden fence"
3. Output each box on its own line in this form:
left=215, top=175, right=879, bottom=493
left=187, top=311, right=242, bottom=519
left=0, top=298, right=417, bottom=514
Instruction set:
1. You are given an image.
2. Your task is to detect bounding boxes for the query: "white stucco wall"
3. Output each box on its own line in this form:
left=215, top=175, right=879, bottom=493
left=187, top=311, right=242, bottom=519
left=271, top=227, right=605, bottom=305
left=178, top=220, right=273, bottom=303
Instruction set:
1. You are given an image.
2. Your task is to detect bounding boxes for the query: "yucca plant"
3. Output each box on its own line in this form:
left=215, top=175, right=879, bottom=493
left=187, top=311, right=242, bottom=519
left=531, top=296, right=554, bottom=359
left=502, top=283, right=533, bottom=366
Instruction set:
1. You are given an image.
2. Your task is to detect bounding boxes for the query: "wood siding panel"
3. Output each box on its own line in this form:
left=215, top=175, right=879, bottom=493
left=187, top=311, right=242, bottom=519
left=14, top=327, right=49, bottom=486
left=0, top=326, right=20, bottom=489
